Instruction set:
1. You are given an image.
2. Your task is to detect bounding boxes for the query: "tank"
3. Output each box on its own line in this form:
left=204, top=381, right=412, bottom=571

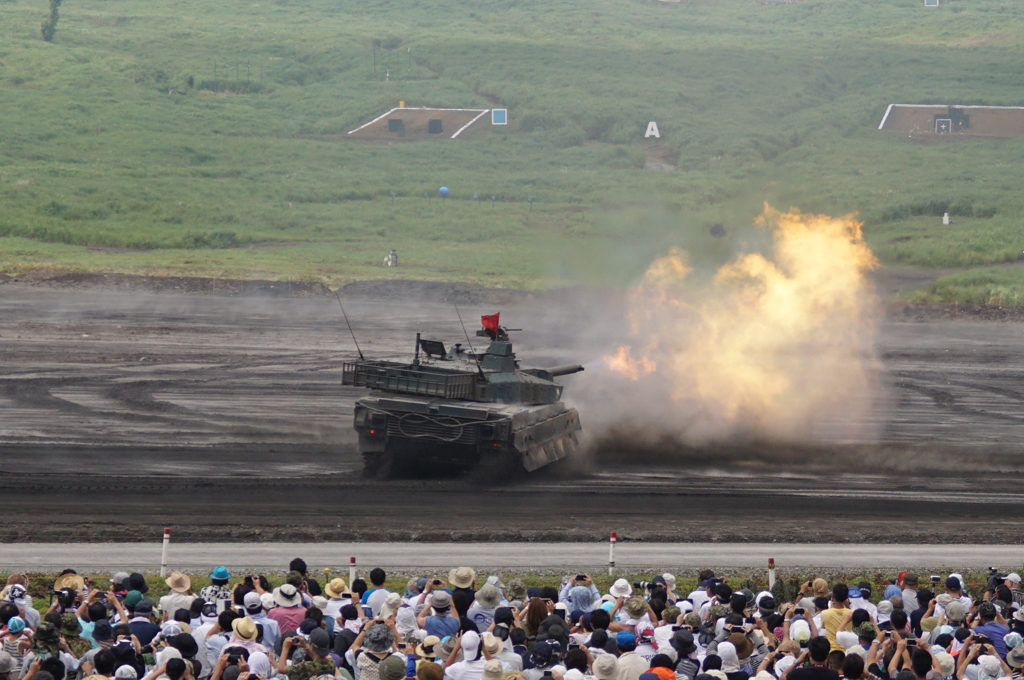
left=341, top=314, right=583, bottom=479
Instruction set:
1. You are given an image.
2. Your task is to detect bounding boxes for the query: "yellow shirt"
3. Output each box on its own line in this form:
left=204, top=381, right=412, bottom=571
left=819, top=607, right=850, bottom=651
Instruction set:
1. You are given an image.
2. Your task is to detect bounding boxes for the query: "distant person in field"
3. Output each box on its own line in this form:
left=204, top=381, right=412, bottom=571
left=383, top=250, right=398, bottom=267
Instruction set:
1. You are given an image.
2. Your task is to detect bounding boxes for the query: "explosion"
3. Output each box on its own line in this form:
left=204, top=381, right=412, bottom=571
left=600, top=204, right=881, bottom=442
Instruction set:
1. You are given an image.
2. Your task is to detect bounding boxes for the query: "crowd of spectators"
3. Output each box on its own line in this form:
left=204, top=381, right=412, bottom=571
left=0, top=562, right=1023, bottom=680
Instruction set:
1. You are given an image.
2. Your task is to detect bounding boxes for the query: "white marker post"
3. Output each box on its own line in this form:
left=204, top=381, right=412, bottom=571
left=768, top=558, right=776, bottom=589
left=160, top=527, right=171, bottom=577
left=349, top=556, right=357, bottom=583
left=608, top=532, right=617, bottom=576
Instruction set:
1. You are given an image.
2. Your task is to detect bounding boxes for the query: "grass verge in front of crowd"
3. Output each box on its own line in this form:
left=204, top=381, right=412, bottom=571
left=5, top=570, right=1011, bottom=616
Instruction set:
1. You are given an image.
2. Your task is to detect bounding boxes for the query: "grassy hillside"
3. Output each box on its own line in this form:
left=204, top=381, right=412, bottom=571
left=2, top=0, right=1024, bottom=294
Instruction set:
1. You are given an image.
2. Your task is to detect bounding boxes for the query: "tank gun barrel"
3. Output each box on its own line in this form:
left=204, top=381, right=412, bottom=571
left=547, top=364, right=585, bottom=377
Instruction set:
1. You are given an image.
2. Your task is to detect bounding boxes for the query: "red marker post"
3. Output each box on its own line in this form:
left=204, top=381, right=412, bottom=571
left=608, top=532, right=617, bottom=576
left=160, top=528, right=171, bottom=577
left=768, top=557, right=776, bottom=589
left=349, top=556, right=357, bottom=583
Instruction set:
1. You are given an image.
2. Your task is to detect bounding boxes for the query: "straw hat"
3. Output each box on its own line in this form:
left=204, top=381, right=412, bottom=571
left=165, top=572, right=191, bottom=593
left=449, top=567, right=476, bottom=589
left=325, top=578, right=350, bottom=598
left=232, top=617, right=258, bottom=641
left=54, top=573, right=85, bottom=592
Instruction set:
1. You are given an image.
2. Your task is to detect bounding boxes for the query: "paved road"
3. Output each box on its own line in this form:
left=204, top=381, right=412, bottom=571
left=0, top=542, right=1021, bottom=571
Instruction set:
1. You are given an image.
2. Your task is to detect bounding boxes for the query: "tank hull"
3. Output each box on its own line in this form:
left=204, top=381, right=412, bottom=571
left=354, top=394, right=581, bottom=477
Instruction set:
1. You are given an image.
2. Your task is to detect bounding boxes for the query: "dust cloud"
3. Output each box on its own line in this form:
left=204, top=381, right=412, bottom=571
left=574, top=204, right=884, bottom=447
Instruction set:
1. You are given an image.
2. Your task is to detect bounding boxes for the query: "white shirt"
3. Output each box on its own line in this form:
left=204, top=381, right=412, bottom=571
left=325, top=598, right=347, bottom=620
left=850, top=598, right=876, bottom=618
left=496, top=649, right=523, bottom=672
left=192, top=621, right=216, bottom=679
left=688, top=591, right=710, bottom=610
left=159, top=592, right=195, bottom=619
left=445, top=657, right=485, bottom=680
left=366, top=589, right=391, bottom=617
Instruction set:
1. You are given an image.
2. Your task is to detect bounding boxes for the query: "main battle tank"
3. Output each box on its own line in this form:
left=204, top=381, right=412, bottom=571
left=341, top=314, right=583, bottom=479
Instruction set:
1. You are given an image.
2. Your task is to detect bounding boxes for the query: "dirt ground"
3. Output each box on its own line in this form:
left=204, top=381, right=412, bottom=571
left=3, top=272, right=1024, bottom=544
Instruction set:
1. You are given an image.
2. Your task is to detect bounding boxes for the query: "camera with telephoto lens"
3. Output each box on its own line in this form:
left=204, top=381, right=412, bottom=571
left=986, top=567, right=1005, bottom=593
left=632, top=581, right=649, bottom=591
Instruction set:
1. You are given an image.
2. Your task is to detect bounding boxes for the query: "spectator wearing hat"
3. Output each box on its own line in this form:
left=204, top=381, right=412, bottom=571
left=127, top=599, right=160, bottom=646
left=484, top=632, right=520, bottom=672
left=277, top=626, right=336, bottom=680
left=200, top=570, right=232, bottom=611
left=783, top=603, right=820, bottom=647
left=418, top=589, right=459, bottom=640
left=442, top=630, right=484, bottom=680
left=205, top=610, right=241, bottom=664
left=971, top=603, right=1009, bottom=658
left=523, top=640, right=559, bottom=680
left=240, top=593, right=279, bottom=652
left=0, top=651, right=17, bottom=680
left=379, top=594, right=404, bottom=622
left=611, top=598, right=650, bottom=635
left=160, top=575, right=194, bottom=625
left=936, top=578, right=971, bottom=620
left=672, top=630, right=699, bottom=680
left=61, top=614, right=92, bottom=659
left=955, top=635, right=1009, bottom=680
left=414, top=636, right=442, bottom=668
left=227, top=618, right=266, bottom=655
left=594, top=654, right=618, bottom=680
left=268, top=584, right=306, bottom=636
left=614, top=631, right=648, bottom=680
left=20, top=621, right=79, bottom=679
left=901, top=574, right=921, bottom=613
left=76, top=621, right=115, bottom=680
left=364, top=570, right=392, bottom=618
left=448, top=570, right=477, bottom=605
left=347, top=620, right=399, bottom=680
left=4, top=585, right=39, bottom=632
left=849, top=586, right=876, bottom=619
left=324, top=580, right=351, bottom=621
left=467, top=586, right=502, bottom=632
left=1, top=617, right=29, bottom=673
left=1001, top=574, right=1024, bottom=609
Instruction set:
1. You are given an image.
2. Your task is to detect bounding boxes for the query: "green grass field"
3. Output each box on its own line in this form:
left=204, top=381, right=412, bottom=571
left=3, top=0, right=1024, bottom=296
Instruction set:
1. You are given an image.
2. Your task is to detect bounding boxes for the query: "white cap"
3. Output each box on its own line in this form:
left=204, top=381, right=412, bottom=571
left=1006, top=573, right=1022, bottom=585
left=661, top=573, right=676, bottom=588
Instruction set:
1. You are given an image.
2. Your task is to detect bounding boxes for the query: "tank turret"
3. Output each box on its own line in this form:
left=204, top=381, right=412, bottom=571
left=342, top=314, right=583, bottom=479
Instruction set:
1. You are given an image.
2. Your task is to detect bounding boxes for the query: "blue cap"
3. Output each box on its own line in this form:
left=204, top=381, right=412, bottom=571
left=7, top=617, right=25, bottom=633
left=616, top=631, right=637, bottom=647
left=209, top=566, right=231, bottom=580
left=848, top=587, right=862, bottom=599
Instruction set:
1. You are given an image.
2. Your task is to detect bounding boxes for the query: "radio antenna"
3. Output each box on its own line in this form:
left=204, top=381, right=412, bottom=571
left=454, top=304, right=486, bottom=378
left=333, top=291, right=365, bottom=360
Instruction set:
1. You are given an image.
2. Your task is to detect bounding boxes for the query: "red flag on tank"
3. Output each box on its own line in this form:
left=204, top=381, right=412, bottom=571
left=481, top=313, right=500, bottom=334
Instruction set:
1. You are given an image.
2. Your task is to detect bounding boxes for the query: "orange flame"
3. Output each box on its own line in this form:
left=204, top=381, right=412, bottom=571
left=603, top=345, right=657, bottom=380
left=602, top=204, right=880, bottom=440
